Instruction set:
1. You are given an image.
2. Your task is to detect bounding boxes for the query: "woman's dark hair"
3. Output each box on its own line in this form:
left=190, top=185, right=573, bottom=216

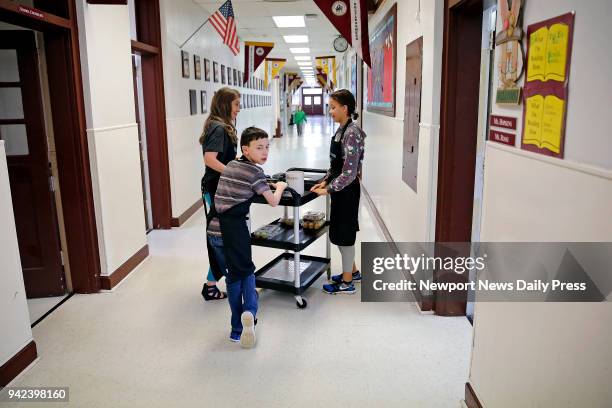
left=240, top=126, right=268, bottom=147
left=330, top=89, right=359, bottom=120
left=199, top=87, right=240, bottom=145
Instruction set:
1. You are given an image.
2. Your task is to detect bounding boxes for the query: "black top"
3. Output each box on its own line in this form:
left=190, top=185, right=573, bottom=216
left=201, top=121, right=237, bottom=196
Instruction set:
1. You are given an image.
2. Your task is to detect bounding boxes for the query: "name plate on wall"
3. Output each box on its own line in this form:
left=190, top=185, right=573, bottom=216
left=489, top=130, right=516, bottom=146
left=490, top=115, right=517, bottom=130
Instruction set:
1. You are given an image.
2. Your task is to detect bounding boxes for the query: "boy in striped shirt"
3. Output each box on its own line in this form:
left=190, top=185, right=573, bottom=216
left=215, top=127, right=287, bottom=348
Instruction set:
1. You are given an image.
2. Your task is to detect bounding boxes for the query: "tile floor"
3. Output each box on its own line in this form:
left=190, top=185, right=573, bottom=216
left=2, top=117, right=472, bottom=407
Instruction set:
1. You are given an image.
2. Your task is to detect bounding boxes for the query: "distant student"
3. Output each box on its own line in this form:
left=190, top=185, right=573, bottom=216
left=215, top=127, right=287, bottom=348
left=294, top=105, right=307, bottom=136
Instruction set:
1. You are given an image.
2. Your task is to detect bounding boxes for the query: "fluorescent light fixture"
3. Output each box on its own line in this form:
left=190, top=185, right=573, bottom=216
left=294, top=56, right=311, bottom=61
left=297, top=61, right=312, bottom=66
left=290, top=47, right=310, bottom=54
left=272, top=16, right=305, bottom=28
left=283, top=35, right=309, bottom=43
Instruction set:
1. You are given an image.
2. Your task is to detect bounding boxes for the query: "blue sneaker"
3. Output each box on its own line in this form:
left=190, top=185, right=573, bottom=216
left=323, top=281, right=356, bottom=295
left=330, top=270, right=362, bottom=284
left=229, top=331, right=241, bottom=343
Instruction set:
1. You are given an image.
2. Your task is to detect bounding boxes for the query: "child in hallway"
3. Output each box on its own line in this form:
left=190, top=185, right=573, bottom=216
left=215, top=127, right=287, bottom=348
left=294, top=105, right=307, bottom=136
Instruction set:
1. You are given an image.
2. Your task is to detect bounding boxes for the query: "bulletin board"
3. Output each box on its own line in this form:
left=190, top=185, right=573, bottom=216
left=521, top=12, right=574, bottom=158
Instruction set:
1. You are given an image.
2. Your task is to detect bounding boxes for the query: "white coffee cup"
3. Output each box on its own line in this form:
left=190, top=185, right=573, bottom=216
left=285, top=170, right=304, bottom=195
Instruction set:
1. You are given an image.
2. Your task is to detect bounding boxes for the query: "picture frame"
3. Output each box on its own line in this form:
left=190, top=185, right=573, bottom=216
left=366, top=3, right=397, bottom=117
left=181, top=50, right=190, bottom=78
left=233, top=69, right=237, bottom=86
left=227, top=66, right=232, bottom=86
left=213, top=61, right=219, bottom=83
left=189, top=89, right=197, bottom=115
left=194, top=55, right=201, bottom=80
left=221, top=64, right=226, bottom=84
left=201, top=90, right=208, bottom=114
left=204, top=58, right=210, bottom=81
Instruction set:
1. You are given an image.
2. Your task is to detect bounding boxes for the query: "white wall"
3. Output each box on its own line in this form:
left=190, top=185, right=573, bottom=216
left=361, top=0, right=444, bottom=242
left=0, top=141, right=34, bottom=368
left=76, top=1, right=147, bottom=276
left=159, top=0, right=273, bottom=218
left=469, top=1, right=612, bottom=405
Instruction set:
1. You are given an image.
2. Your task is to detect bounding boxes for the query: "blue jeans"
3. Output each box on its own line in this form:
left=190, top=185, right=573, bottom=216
left=226, top=274, right=258, bottom=334
left=204, top=192, right=226, bottom=281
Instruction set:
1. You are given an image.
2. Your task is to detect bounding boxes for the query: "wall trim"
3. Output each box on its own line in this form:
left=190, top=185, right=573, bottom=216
left=86, top=122, right=138, bottom=134
left=171, top=198, right=203, bottom=227
left=99, top=244, right=149, bottom=290
left=0, top=341, right=37, bottom=387
left=361, top=185, right=434, bottom=311
left=465, top=382, right=484, bottom=408
left=487, top=141, right=612, bottom=181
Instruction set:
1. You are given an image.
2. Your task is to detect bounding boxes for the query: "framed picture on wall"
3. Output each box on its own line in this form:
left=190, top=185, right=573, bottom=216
left=233, top=69, right=237, bottom=86
left=213, top=61, right=219, bottom=83
left=204, top=58, right=210, bottom=81
left=366, top=3, right=397, bottom=117
left=227, top=66, right=232, bottom=86
left=221, top=64, right=226, bottom=84
left=189, top=89, right=197, bottom=115
left=201, top=90, right=208, bottom=114
left=182, top=50, right=190, bottom=78
left=194, top=55, right=201, bottom=80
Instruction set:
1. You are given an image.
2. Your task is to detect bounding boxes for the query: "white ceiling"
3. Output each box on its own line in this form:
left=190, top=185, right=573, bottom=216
left=194, top=0, right=343, bottom=76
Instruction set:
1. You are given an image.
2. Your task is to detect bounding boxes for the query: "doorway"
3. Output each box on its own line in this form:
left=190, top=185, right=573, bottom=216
left=435, top=0, right=484, bottom=316
left=0, top=30, right=70, bottom=323
left=302, top=87, right=324, bottom=115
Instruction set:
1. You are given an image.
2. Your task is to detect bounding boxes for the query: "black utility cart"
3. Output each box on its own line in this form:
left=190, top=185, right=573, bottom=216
left=251, top=168, right=331, bottom=309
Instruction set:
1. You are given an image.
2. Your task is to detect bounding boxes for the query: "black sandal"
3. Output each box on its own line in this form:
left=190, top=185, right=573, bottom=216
left=201, top=283, right=227, bottom=301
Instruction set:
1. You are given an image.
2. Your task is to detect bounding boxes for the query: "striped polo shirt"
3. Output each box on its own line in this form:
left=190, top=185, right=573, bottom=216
left=207, top=157, right=270, bottom=236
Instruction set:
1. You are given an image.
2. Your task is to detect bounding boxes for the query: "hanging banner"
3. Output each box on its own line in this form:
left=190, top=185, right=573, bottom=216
left=316, top=66, right=329, bottom=90
left=316, top=56, right=336, bottom=89
left=287, top=72, right=300, bottom=92
left=313, top=0, right=371, bottom=67
left=243, top=41, right=274, bottom=84
left=264, top=58, right=286, bottom=89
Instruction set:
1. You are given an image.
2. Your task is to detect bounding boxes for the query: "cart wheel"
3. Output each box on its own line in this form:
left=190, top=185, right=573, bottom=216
left=296, top=298, right=308, bottom=309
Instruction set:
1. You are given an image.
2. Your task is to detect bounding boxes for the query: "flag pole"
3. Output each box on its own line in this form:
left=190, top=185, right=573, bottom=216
left=179, top=17, right=211, bottom=49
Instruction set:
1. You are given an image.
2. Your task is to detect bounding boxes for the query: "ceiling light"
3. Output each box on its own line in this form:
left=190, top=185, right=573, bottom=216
left=290, top=47, right=310, bottom=54
left=294, top=56, right=311, bottom=61
left=272, top=16, right=305, bottom=28
left=283, top=35, right=309, bottom=44
left=297, top=61, right=312, bottom=66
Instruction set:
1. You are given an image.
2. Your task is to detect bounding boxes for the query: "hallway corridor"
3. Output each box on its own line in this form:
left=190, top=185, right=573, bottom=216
left=3, top=117, right=472, bottom=407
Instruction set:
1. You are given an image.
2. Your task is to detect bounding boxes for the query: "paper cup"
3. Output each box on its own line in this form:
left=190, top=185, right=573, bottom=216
left=285, top=170, right=304, bottom=195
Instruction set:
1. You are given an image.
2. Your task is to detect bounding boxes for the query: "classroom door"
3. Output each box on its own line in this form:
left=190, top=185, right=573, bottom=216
left=0, top=31, right=65, bottom=297
left=302, top=87, right=324, bottom=115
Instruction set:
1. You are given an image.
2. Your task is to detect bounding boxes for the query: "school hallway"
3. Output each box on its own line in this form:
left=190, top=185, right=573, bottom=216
left=2, top=1, right=611, bottom=407
left=2, top=116, right=472, bottom=407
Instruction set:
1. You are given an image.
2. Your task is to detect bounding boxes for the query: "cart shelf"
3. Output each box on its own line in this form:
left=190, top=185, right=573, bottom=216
left=251, top=218, right=329, bottom=251
left=255, top=253, right=330, bottom=295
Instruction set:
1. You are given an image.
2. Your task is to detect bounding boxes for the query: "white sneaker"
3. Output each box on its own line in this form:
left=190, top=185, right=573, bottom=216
left=240, top=311, right=256, bottom=349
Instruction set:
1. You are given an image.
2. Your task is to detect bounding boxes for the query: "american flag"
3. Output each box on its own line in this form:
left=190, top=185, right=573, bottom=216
left=209, top=0, right=240, bottom=55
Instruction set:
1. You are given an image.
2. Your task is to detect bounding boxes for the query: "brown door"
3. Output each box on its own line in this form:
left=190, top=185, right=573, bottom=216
left=0, top=31, right=65, bottom=297
left=402, top=37, right=423, bottom=193
left=302, top=88, right=324, bottom=115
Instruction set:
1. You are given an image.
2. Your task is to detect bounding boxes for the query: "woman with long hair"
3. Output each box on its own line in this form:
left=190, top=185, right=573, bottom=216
left=311, top=89, right=366, bottom=295
left=200, top=87, right=240, bottom=300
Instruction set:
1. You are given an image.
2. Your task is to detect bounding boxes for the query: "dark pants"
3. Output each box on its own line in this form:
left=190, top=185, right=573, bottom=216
left=226, top=274, right=258, bottom=334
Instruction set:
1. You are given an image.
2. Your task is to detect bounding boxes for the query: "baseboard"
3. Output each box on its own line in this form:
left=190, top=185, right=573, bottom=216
left=99, top=245, right=149, bottom=290
left=465, top=382, right=484, bottom=408
left=0, top=341, right=37, bottom=387
left=171, top=199, right=203, bottom=227
left=361, top=185, right=434, bottom=311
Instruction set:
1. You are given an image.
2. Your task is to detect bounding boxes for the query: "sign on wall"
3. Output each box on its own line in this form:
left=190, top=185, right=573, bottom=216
left=521, top=12, right=575, bottom=159
left=366, top=4, right=396, bottom=117
left=495, top=0, right=524, bottom=105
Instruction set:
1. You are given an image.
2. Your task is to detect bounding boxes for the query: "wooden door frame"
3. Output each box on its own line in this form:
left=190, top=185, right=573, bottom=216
left=435, top=0, right=483, bottom=315
left=133, top=0, right=172, bottom=229
left=0, top=0, right=102, bottom=293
